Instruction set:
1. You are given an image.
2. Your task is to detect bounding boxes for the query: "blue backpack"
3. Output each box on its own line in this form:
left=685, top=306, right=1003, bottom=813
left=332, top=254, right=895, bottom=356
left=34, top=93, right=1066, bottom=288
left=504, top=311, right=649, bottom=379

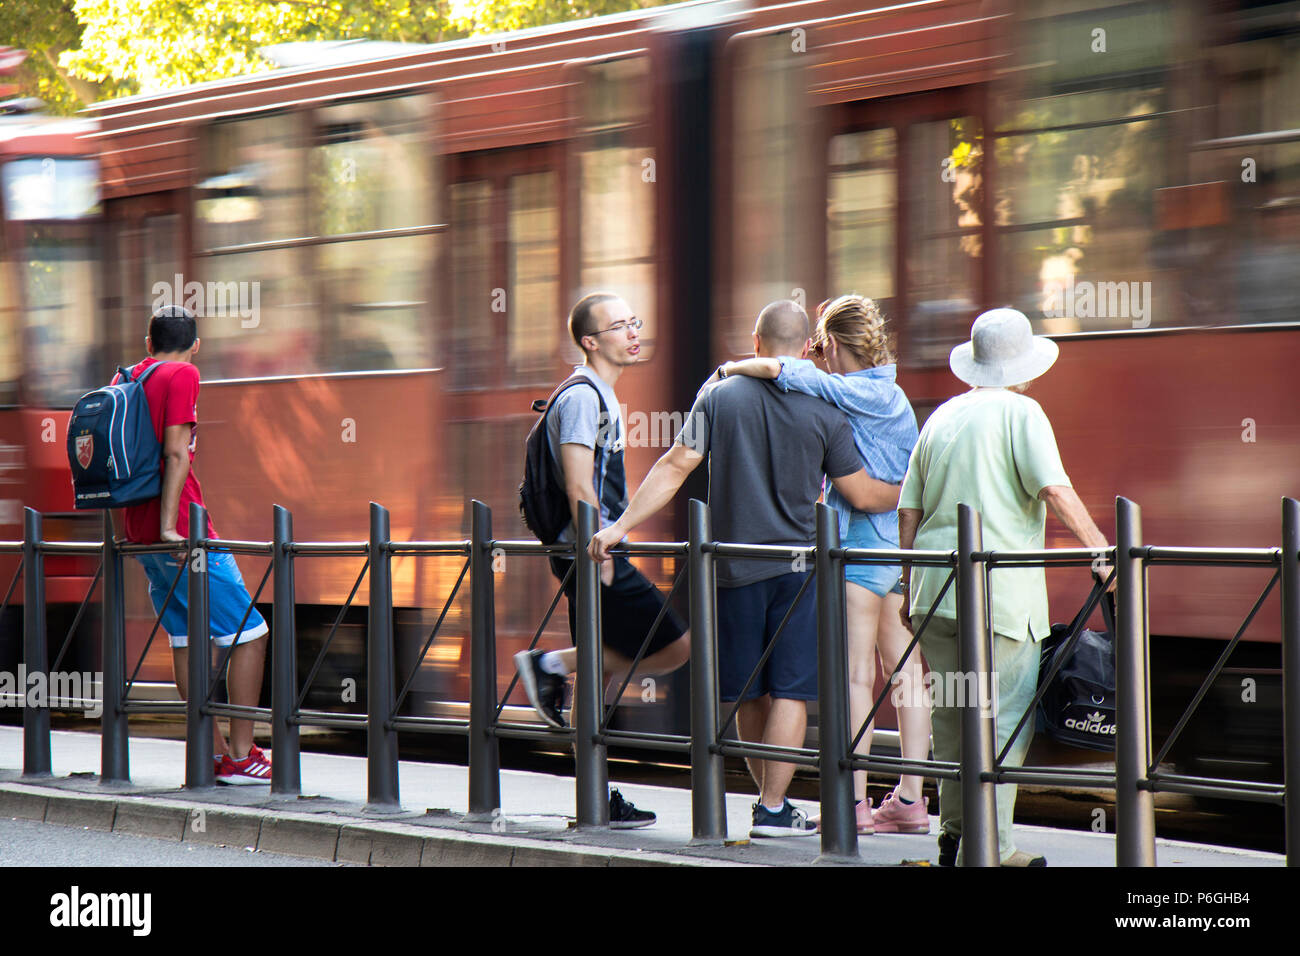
left=67, top=361, right=169, bottom=509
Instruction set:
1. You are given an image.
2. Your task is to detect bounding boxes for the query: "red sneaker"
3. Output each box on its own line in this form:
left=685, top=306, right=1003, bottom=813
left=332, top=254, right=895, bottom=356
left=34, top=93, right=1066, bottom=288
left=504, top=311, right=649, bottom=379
left=217, top=745, right=272, bottom=785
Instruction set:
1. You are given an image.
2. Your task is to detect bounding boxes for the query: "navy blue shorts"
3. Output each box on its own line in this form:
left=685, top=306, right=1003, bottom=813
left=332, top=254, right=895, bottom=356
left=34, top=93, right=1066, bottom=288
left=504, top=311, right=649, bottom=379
left=716, top=572, right=818, bottom=702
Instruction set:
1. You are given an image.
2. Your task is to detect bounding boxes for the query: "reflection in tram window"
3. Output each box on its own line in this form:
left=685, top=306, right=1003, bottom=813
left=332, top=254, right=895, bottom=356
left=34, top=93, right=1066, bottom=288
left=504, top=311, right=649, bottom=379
left=0, top=252, right=19, bottom=405
left=21, top=230, right=98, bottom=406
left=995, top=90, right=1170, bottom=334
left=197, top=115, right=304, bottom=249
left=906, top=118, right=982, bottom=367
left=188, top=249, right=314, bottom=380
left=318, top=234, right=434, bottom=372
left=313, top=97, right=433, bottom=235
left=578, top=57, right=655, bottom=363
left=728, top=34, right=817, bottom=354
left=507, top=171, right=559, bottom=377
left=827, top=129, right=896, bottom=317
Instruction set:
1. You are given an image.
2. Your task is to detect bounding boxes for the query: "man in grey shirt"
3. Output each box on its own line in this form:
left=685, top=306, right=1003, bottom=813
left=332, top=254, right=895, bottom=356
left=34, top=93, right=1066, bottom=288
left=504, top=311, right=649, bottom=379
left=590, top=300, right=901, bottom=837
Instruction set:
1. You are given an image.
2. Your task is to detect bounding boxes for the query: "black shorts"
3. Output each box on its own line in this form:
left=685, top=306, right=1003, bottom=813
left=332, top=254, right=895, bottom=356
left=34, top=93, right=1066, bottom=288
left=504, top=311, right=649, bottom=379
left=548, top=555, right=687, bottom=661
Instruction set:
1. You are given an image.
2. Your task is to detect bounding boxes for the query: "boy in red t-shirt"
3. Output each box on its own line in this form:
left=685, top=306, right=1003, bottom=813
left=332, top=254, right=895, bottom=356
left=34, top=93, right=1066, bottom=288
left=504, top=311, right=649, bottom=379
left=113, top=306, right=270, bottom=784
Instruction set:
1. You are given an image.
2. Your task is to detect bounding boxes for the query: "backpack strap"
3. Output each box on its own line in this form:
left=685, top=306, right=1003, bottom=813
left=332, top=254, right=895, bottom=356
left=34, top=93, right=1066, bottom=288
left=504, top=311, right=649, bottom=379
left=112, top=360, right=170, bottom=386
left=537, top=373, right=612, bottom=517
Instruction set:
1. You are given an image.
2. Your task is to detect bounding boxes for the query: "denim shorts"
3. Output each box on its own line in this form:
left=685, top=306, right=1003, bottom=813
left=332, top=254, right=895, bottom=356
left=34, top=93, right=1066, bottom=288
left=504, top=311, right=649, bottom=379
left=843, top=512, right=904, bottom=598
left=135, top=550, right=268, bottom=648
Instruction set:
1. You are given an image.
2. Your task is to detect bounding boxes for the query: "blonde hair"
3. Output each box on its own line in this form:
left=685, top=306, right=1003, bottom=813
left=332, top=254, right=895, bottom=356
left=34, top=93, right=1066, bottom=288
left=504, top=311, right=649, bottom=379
left=815, top=294, right=894, bottom=368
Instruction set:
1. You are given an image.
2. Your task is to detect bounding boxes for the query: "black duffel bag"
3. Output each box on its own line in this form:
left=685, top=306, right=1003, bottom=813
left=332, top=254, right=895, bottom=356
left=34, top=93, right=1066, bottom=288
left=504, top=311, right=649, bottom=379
left=1038, top=590, right=1117, bottom=753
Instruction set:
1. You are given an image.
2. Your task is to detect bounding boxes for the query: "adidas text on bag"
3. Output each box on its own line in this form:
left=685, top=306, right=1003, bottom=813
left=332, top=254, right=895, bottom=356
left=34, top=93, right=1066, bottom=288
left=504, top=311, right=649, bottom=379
left=67, top=362, right=169, bottom=509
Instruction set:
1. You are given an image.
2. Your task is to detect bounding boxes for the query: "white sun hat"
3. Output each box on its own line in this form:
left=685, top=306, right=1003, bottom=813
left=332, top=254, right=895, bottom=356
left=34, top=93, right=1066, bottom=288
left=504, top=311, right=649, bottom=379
left=949, top=307, right=1059, bottom=388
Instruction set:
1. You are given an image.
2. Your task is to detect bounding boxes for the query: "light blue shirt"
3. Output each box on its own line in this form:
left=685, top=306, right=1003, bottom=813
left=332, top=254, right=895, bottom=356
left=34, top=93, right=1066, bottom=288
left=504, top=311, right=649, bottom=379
left=775, top=358, right=919, bottom=545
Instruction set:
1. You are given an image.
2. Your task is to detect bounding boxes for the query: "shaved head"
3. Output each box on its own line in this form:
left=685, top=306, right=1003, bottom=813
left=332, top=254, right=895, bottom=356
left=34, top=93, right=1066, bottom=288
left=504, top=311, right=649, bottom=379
left=754, top=300, right=810, bottom=355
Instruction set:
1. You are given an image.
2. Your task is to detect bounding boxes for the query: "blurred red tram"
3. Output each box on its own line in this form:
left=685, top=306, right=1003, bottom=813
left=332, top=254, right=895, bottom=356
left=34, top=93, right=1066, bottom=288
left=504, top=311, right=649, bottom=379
left=3, top=0, right=1297, bottom=776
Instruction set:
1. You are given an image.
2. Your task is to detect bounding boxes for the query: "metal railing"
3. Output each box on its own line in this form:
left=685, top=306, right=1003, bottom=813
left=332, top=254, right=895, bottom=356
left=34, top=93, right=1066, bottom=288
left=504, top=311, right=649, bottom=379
left=2, top=496, right=1296, bottom=866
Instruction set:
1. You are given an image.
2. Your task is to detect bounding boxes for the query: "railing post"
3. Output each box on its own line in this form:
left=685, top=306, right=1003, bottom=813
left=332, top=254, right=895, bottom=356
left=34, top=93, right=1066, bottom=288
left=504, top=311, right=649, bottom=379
left=573, top=500, right=608, bottom=827
left=466, top=499, right=500, bottom=820
left=688, top=499, right=726, bottom=842
left=271, top=505, right=300, bottom=795
left=100, top=511, right=128, bottom=782
left=185, top=502, right=214, bottom=788
left=1281, top=498, right=1300, bottom=866
left=816, top=502, right=857, bottom=859
left=22, top=507, right=50, bottom=777
left=366, top=501, right=400, bottom=809
left=1115, top=496, right=1156, bottom=866
left=956, top=504, right=997, bottom=866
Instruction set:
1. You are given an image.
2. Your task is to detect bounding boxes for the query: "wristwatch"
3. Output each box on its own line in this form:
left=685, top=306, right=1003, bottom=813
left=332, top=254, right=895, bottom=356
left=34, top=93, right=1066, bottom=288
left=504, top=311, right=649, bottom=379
left=716, top=364, right=729, bottom=379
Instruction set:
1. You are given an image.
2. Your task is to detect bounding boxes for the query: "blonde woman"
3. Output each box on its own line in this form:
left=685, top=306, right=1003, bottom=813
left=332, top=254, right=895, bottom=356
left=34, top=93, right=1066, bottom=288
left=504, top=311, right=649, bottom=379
left=719, top=295, right=929, bottom=834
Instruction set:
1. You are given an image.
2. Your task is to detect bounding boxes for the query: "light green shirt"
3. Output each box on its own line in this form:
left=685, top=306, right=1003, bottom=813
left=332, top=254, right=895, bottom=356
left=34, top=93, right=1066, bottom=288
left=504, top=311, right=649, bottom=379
left=899, top=388, right=1071, bottom=642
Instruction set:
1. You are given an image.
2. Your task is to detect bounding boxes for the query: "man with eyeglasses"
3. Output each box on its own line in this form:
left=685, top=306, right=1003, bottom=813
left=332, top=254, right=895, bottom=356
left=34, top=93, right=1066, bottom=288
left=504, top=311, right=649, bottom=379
left=514, top=292, right=690, bottom=828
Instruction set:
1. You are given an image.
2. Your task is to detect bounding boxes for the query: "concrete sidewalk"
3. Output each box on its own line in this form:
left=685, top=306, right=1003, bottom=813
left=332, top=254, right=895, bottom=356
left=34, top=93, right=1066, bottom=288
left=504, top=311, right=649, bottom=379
left=0, top=727, right=1284, bottom=867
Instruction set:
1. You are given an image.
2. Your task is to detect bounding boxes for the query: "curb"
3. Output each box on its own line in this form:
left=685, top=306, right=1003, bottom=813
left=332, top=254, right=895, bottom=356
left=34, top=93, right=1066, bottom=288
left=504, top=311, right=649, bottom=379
left=0, top=782, right=739, bottom=867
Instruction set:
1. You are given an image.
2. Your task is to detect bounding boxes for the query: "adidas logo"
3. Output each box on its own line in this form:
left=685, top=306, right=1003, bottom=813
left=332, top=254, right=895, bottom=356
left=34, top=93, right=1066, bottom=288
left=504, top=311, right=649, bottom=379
left=1064, top=709, right=1117, bottom=735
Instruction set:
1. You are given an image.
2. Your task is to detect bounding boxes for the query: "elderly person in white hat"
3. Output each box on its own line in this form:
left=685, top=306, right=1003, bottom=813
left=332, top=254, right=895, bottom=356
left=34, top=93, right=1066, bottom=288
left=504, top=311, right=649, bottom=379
left=897, top=307, right=1110, bottom=867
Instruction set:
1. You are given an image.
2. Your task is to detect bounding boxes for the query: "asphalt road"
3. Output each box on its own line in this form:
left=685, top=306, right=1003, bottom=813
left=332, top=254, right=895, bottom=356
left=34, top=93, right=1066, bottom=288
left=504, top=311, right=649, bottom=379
left=0, top=818, right=342, bottom=867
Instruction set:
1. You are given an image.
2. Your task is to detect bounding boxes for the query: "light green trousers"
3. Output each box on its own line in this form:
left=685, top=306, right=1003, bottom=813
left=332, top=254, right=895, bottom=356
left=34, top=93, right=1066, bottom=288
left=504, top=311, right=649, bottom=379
left=914, top=614, right=1041, bottom=865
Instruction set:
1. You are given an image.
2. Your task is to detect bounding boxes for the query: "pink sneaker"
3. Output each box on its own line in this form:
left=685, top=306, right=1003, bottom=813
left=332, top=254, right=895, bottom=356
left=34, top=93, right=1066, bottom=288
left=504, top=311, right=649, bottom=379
left=872, top=789, right=930, bottom=833
left=856, top=798, right=875, bottom=834
left=811, top=798, right=874, bottom=834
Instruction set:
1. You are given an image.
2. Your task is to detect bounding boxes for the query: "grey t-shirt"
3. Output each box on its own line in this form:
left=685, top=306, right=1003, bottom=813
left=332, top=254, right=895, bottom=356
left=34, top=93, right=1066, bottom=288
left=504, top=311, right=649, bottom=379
left=676, top=376, right=861, bottom=587
left=545, top=365, right=626, bottom=543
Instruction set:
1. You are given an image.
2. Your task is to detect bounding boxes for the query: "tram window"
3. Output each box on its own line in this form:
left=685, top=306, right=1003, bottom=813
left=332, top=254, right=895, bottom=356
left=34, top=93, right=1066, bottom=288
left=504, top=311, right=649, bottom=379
left=186, top=249, right=314, bottom=380
left=507, top=171, right=559, bottom=378
left=577, top=148, right=655, bottom=362
left=577, top=57, right=655, bottom=364
left=994, top=90, right=1172, bottom=334
left=827, top=129, right=896, bottom=315
left=0, top=255, right=18, bottom=405
left=728, top=34, right=817, bottom=354
left=1214, top=35, right=1300, bottom=327
left=313, top=96, right=433, bottom=235
left=905, top=118, right=982, bottom=367
left=1, top=159, right=99, bottom=221
left=449, top=180, right=494, bottom=389
left=317, top=234, right=434, bottom=372
left=197, top=115, right=304, bottom=250
left=20, top=228, right=98, bottom=406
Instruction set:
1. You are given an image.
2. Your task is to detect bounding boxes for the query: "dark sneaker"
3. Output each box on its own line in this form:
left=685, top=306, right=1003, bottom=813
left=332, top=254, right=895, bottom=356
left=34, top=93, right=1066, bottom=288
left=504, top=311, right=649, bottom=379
left=750, top=800, right=818, bottom=838
left=609, top=788, right=655, bottom=829
left=514, top=649, right=565, bottom=729
left=938, top=831, right=958, bottom=867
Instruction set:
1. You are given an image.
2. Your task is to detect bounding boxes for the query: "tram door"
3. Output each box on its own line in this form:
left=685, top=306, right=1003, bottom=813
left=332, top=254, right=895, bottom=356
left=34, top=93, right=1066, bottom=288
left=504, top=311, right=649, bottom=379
left=826, top=87, right=990, bottom=412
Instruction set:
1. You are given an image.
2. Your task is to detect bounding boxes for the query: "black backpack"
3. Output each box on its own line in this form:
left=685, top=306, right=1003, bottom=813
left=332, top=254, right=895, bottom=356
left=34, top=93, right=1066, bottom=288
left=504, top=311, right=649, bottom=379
left=518, top=374, right=607, bottom=544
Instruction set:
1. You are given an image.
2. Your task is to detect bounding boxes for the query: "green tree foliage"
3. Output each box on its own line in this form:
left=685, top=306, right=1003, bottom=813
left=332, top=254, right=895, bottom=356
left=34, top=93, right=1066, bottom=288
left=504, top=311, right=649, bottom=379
left=0, top=0, right=670, bottom=115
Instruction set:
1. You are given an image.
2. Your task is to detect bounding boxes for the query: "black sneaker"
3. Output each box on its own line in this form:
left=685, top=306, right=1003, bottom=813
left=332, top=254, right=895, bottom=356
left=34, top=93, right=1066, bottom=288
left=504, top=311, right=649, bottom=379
left=938, top=831, right=958, bottom=867
left=609, top=788, right=655, bottom=829
left=514, top=649, right=565, bottom=729
left=749, top=800, right=818, bottom=838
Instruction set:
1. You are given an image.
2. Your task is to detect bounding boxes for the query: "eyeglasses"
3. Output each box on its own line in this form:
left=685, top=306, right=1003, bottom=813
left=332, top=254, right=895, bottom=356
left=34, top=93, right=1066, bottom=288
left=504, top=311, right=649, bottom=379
left=591, top=317, right=643, bottom=337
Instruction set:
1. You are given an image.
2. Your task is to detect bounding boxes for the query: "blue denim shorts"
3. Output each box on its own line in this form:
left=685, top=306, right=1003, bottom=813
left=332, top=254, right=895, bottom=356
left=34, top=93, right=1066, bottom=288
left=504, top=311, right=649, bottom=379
left=135, top=550, right=268, bottom=649
left=843, top=512, right=904, bottom=598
